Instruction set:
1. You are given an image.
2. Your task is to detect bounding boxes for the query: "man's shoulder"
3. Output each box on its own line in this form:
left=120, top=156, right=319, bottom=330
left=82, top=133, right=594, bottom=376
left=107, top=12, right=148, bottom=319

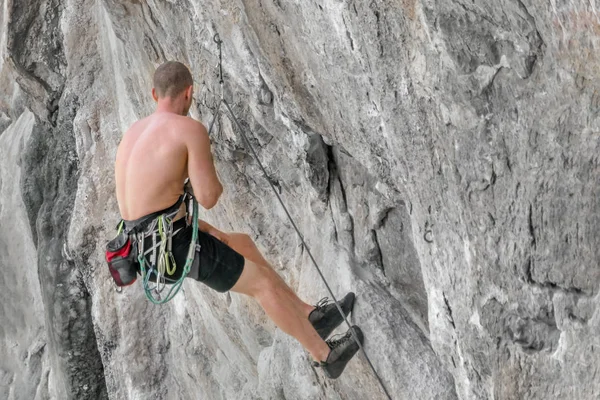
left=123, top=115, right=153, bottom=136
left=175, top=116, right=208, bottom=138
left=180, top=115, right=207, bottom=130
left=127, top=114, right=206, bottom=135
left=152, top=113, right=204, bottom=132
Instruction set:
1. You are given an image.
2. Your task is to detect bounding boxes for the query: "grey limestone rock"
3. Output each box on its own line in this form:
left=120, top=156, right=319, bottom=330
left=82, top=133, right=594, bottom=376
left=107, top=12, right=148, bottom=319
left=0, top=0, right=598, bottom=399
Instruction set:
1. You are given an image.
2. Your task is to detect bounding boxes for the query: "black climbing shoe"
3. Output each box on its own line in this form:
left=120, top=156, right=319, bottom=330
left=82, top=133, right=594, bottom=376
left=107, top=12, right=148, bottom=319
left=315, top=325, right=364, bottom=379
left=308, top=292, right=356, bottom=339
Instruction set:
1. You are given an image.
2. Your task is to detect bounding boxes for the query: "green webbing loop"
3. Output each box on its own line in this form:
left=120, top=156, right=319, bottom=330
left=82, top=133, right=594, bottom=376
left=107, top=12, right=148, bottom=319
left=138, top=199, right=199, bottom=305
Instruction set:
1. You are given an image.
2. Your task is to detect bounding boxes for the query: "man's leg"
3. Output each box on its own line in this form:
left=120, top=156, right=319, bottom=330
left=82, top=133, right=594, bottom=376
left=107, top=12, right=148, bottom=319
left=198, top=220, right=316, bottom=317
left=230, top=256, right=331, bottom=362
left=223, top=232, right=272, bottom=267
left=199, top=221, right=277, bottom=269
left=198, top=222, right=330, bottom=361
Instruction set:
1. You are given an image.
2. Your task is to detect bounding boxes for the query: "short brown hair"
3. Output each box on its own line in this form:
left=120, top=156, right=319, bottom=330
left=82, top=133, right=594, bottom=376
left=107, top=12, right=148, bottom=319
left=153, top=61, right=193, bottom=98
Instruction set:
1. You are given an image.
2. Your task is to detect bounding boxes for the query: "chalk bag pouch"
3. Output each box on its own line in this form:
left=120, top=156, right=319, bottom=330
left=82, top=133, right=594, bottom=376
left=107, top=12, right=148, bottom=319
left=105, top=232, right=138, bottom=287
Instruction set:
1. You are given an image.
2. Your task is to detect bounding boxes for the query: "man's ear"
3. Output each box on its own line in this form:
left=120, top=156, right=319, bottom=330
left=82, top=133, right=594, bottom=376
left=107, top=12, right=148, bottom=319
left=152, top=88, right=159, bottom=102
left=185, top=85, right=193, bottom=100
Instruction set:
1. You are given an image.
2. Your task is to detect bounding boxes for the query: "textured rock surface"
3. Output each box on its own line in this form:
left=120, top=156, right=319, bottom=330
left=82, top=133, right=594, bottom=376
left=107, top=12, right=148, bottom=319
left=1, top=0, right=599, bottom=399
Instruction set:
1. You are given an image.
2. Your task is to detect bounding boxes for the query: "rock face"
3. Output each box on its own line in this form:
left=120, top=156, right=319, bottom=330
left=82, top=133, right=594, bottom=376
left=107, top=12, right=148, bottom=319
left=1, top=0, right=598, bottom=399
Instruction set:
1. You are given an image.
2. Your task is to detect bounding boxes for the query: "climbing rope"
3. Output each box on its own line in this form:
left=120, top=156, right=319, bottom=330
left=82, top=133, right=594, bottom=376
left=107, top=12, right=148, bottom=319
left=208, top=33, right=392, bottom=400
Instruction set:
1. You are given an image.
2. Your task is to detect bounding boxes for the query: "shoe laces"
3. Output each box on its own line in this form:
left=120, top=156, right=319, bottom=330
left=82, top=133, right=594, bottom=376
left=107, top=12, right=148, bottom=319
left=314, top=297, right=330, bottom=311
left=326, top=330, right=352, bottom=349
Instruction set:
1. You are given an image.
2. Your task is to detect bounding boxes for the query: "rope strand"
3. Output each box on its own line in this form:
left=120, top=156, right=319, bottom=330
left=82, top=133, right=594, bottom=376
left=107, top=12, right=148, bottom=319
left=208, top=34, right=392, bottom=399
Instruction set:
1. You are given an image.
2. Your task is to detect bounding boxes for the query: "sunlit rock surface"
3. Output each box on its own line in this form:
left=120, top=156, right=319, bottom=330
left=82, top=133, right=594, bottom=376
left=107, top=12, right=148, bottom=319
left=0, top=1, right=598, bottom=399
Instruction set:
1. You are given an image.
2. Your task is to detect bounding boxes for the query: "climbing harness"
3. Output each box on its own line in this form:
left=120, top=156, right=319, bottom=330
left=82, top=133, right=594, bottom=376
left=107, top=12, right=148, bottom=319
left=207, top=33, right=392, bottom=400
left=106, top=190, right=200, bottom=305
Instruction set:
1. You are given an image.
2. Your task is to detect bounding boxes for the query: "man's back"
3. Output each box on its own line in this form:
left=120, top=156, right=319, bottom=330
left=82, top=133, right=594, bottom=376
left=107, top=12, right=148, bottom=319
left=115, top=112, right=221, bottom=220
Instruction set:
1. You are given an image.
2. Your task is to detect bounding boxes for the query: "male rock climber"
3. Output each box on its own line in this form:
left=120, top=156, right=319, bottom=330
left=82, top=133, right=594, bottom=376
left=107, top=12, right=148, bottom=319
left=114, top=61, right=364, bottom=378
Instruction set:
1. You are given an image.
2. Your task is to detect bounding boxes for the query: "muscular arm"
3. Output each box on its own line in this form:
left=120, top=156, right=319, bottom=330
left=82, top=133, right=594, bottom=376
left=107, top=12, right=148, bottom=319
left=186, top=121, right=223, bottom=209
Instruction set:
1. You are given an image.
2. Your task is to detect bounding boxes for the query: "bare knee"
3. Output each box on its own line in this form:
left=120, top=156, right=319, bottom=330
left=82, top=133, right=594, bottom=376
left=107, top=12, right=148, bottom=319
left=231, top=258, right=270, bottom=297
left=251, top=264, right=281, bottom=298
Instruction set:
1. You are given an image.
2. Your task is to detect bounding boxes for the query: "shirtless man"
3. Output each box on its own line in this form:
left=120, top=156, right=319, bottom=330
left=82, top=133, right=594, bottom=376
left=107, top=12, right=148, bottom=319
left=114, top=61, right=363, bottom=378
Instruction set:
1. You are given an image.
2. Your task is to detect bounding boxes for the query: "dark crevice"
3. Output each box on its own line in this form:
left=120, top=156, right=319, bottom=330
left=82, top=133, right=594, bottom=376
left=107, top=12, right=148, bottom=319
left=328, top=147, right=350, bottom=210
left=375, top=12, right=384, bottom=56
left=346, top=29, right=355, bottom=51
left=443, top=293, right=456, bottom=330
left=304, top=132, right=329, bottom=201
left=371, top=229, right=385, bottom=273
left=502, top=136, right=513, bottom=173
left=326, top=146, right=356, bottom=250
left=534, top=279, right=586, bottom=296
left=325, top=143, right=335, bottom=204
left=342, top=16, right=355, bottom=51
left=325, top=145, right=339, bottom=244
left=375, top=207, right=394, bottom=229
left=330, top=213, right=339, bottom=243
left=523, top=257, right=589, bottom=296
left=528, top=203, right=536, bottom=248
left=336, top=169, right=350, bottom=217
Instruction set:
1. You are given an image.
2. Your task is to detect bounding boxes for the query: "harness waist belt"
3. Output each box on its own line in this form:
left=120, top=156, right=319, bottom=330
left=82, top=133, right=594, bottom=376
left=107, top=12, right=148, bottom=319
left=122, top=195, right=185, bottom=234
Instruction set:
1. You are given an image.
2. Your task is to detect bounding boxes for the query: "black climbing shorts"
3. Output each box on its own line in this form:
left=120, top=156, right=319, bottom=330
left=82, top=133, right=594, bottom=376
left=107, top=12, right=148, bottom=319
left=140, top=218, right=245, bottom=293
